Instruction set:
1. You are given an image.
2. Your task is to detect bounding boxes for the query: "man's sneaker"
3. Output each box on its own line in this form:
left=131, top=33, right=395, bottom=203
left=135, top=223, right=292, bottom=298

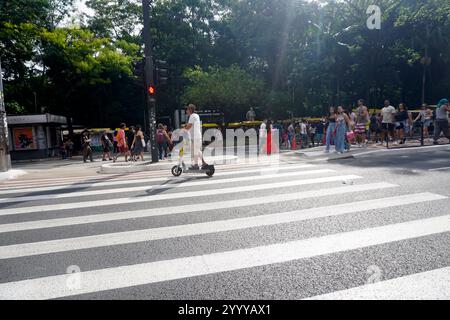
left=189, top=165, right=200, bottom=170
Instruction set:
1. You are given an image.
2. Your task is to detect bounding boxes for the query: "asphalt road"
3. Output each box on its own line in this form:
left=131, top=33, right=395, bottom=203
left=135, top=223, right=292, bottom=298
left=0, top=146, right=449, bottom=300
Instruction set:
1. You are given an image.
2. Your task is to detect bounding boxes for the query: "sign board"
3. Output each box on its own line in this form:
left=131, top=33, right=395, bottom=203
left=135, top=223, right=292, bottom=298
left=7, top=114, right=67, bottom=125
left=13, top=127, right=36, bottom=150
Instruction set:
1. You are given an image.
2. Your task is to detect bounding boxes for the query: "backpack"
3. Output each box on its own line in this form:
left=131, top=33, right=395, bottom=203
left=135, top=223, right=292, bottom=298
left=156, top=129, right=165, bottom=144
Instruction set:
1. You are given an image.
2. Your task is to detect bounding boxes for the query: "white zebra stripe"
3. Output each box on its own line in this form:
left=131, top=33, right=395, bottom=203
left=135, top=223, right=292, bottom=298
left=0, top=182, right=393, bottom=233
left=0, top=175, right=363, bottom=217
left=0, top=193, right=444, bottom=259
left=306, top=266, right=450, bottom=300
left=0, top=164, right=316, bottom=194
left=0, top=169, right=335, bottom=203
left=1, top=214, right=448, bottom=300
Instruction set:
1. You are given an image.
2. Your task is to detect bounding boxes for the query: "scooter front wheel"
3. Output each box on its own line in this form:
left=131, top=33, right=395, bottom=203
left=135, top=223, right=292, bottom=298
left=171, top=166, right=183, bottom=177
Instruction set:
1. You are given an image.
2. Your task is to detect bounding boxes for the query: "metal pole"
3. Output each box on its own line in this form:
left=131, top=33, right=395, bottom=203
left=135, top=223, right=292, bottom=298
left=142, top=0, right=159, bottom=163
left=420, top=122, right=424, bottom=147
left=0, top=58, right=12, bottom=172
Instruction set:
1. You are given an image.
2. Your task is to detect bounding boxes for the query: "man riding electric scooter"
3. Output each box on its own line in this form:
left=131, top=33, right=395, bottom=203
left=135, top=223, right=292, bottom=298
left=184, top=104, right=209, bottom=170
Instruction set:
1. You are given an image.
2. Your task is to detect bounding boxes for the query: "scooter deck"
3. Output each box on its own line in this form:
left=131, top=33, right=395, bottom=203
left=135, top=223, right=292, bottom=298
left=184, top=169, right=211, bottom=174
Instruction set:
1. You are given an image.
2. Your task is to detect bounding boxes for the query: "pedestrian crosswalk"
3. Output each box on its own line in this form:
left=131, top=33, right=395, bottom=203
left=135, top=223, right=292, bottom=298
left=0, top=161, right=448, bottom=300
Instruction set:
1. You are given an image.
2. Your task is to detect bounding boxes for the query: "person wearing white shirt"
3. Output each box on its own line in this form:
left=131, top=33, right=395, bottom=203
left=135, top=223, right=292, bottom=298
left=184, top=104, right=207, bottom=170
left=380, top=100, right=396, bottom=144
left=299, top=121, right=307, bottom=148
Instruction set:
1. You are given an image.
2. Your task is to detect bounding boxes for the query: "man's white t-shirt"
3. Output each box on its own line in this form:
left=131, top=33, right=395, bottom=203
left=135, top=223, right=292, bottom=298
left=188, top=113, right=202, bottom=141
left=300, top=123, right=307, bottom=135
left=381, top=106, right=396, bottom=123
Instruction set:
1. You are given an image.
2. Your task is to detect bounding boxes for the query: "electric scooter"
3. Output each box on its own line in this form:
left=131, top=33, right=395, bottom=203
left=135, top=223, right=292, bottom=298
left=171, top=141, right=215, bottom=177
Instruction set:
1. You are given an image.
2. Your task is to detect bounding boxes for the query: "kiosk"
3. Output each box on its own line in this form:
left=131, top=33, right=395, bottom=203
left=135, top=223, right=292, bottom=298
left=7, top=113, right=67, bottom=160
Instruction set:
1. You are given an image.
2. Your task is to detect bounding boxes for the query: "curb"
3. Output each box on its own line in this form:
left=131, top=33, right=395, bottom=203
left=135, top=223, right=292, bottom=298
left=353, top=144, right=450, bottom=159
left=100, top=156, right=239, bottom=174
left=296, top=143, right=450, bottom=161
left=301, top=153, right=356, bottom=162
left=0, top=169, right=28, bottom=181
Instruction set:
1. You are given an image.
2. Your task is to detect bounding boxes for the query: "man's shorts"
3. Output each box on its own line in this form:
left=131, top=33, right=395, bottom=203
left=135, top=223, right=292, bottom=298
left=381, top=123, right=395, bottom=132
left=354, top=123, right=366, bottom=134
left=191, top=140, right=203, bottom=156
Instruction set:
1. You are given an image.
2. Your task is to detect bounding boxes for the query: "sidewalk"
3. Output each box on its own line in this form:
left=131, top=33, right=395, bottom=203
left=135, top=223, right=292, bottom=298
left=2, top=156, right=107, bottom=182
left=0, top=169, right=27, bottom=181
left=0, top=154, right=240, bottom=181
left=294, top=138, right=450, bottom=161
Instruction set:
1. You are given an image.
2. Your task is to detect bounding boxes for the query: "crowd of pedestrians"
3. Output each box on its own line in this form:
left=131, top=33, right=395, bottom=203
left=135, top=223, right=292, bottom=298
left=111, top=123, right=173, bottom=163
left=60, top=122, right=176, bottom=163
left=266, top=98, right=450, bottom=154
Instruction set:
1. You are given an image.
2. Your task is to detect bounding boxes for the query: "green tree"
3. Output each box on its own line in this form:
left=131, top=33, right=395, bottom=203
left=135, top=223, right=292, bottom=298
left=182, top=65, right=264, bottom=120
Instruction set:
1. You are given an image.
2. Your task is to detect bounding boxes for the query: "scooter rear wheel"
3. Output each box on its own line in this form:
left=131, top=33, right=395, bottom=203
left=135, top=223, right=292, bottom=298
left=206, top=166, right=215, bottom=177
left=171, top=166, right=182, bottom=177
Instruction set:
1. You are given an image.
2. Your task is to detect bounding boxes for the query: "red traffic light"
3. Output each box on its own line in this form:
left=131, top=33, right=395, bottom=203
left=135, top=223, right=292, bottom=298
left=148, top=85, right=156, bottom=95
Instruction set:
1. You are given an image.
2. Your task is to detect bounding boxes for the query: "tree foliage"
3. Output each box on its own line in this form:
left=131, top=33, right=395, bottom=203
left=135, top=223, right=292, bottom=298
left=182, top=65, right=264, bottom=120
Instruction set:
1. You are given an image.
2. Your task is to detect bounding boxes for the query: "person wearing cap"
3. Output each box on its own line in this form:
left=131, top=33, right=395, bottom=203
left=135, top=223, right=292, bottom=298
left=184, top=104, right=207, bottom=170
left=433, top=99, right=450, bottom=145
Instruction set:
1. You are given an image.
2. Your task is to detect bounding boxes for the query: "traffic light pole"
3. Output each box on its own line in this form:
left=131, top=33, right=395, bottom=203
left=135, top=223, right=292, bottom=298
left=142, top=0, right=159, bottom=163
left=0, top=58, right=12, bottom=172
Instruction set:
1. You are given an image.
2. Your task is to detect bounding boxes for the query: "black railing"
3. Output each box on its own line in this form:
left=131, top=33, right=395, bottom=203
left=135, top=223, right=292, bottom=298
left=385, top=121, right=426, bottom=149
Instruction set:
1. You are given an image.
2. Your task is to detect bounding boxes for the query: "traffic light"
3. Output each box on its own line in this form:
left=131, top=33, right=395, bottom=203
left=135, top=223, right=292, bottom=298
left=148, top=85, right=156, bottom=95
left=154, top=59, right=168, bottom=86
